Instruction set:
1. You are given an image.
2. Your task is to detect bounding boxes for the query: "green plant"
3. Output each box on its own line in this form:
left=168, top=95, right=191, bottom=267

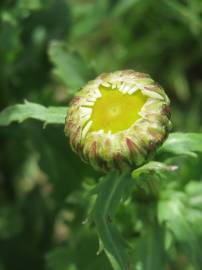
left=1, top=74, right=202, bottom=270
left=1, top=1, right=202, bottom=270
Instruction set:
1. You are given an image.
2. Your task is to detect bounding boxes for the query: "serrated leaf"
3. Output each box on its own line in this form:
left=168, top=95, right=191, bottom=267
left=158, top=187, right=202, bottom=241
left=92, top=171, right=133, bottom=270
left=158, top=191, right=192, bottom=241
left=93, top=171, right=133, bottom=221
left=158, top=133, right=202, bottom=157
left=158, top=188, right=202, bottom=267
left=0, top=100, right=67, bottom=126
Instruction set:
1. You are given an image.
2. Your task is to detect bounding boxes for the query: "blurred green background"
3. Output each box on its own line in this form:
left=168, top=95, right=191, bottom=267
left=0, top=0, right=202, bottom=270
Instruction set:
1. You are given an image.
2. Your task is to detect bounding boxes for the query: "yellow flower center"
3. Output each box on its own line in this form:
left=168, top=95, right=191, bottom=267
left=90, top=85, right=147, bottom=133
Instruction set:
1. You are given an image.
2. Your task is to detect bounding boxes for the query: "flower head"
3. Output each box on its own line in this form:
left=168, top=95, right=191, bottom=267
left=65, top=70, right=171, bottom=171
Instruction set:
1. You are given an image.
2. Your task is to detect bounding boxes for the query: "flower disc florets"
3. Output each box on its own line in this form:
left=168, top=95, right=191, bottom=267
left=65, top=70, right=172, bottom=171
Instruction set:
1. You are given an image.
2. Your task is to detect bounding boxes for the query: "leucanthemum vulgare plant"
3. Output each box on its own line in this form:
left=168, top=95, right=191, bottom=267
left=1, top=69, right=202, bottom=270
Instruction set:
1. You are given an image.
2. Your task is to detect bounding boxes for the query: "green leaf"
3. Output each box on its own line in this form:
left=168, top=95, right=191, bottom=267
left=185, top=181, right=202, bottom=210
left=158, top=191, right=192, bottom=241
left=48, top=41, right=94, bottom=94
left=92, top=171, right=133, bottom=270
left=185, top=181, right=202, bottom=235
left=158, top=186, right=202, bottom=239
left=158, top=133, right=202, bottom=157
left=0, top=100, right=67, bottom=126
left=158, top=188, right=202, bottom=267
left=133, top=226, right=166, bottom=270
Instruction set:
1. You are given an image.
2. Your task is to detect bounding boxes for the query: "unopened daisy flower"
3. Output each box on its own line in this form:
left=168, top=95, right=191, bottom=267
left=65, top=70, right=172, bottom=171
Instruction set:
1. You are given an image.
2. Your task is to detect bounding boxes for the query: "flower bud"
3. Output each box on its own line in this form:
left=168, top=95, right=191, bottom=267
left=65, top=70, right=172, bottom=172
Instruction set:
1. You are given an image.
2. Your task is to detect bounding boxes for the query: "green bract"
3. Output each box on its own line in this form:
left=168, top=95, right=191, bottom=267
left=65, top=70, right=172, bottom=171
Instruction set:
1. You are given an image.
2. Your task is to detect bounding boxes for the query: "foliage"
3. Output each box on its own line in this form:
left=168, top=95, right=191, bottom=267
left=0, top=1, right=202, bottom=270
left=0, top=101, right=67, bottom=126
